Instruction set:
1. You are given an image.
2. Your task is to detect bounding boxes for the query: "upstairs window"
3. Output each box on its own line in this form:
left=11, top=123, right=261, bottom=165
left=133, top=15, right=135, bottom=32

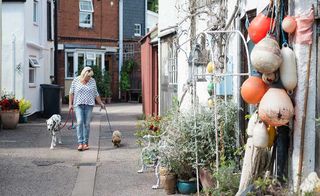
left=134, top=24, right=141, bottom=36
left=79, top=0, right=94, bottom=28
left=33, top=0, right=39, bottom=24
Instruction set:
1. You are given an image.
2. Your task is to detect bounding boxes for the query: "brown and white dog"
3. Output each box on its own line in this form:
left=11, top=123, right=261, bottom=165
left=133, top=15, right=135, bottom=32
left=112, top=130, right=122, bottom=147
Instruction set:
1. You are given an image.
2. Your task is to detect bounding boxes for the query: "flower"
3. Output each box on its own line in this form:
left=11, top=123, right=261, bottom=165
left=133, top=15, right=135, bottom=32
left=0, top=94, right=19, bottom=111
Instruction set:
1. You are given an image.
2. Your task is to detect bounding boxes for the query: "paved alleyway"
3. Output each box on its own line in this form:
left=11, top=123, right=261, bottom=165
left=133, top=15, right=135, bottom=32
left=0, top=103, right=167, bottom=196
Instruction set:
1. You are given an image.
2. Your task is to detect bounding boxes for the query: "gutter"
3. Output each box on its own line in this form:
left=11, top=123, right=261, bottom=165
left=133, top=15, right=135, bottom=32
left=53, top=0, right=58, bottom=84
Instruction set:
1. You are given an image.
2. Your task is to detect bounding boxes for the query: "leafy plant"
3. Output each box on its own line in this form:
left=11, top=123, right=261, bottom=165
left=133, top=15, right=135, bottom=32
left=19, top=98, right=32, bottom=115
left=135, top=115, right=162, bottom=146
left=120, top=60, right=137, bottom=91
left=102, top=70, right=112, bottom=97
left=206, top=161, right=241, bottom=196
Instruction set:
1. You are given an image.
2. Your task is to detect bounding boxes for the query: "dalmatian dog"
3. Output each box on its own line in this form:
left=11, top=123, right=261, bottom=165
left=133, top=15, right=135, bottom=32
left=46, top=114, right=62, bottom=149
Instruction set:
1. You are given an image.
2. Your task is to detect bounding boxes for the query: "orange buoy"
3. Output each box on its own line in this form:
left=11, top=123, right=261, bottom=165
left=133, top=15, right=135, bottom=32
left=282, top=16, right=297, bottom=33
left=241, top=76, right=269, bottom=104
left=248, top=13, right=273, bottom=44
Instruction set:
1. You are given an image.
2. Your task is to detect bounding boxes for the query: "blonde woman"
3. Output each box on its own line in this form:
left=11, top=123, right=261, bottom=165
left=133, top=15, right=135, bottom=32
left=69, top=66, right=105, bottom=151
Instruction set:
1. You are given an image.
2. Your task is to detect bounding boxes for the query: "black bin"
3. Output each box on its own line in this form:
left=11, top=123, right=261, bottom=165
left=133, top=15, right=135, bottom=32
left=41, top=84, right=61, bottom=118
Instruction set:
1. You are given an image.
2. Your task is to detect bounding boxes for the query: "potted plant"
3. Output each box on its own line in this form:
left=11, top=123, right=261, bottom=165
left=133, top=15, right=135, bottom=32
left=0, top=92, right=20, bottom=129
left=158, top=98, right=240, bottom=194
left=19, top=98, right=32, bottom=123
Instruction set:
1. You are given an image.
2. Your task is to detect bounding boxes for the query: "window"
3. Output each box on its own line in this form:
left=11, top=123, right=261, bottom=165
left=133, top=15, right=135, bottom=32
left=29, top=57, right=38, bottom=85
left=86, top=52, right=95, bottom=66
left=79, top=0, right=94, bottom=28
left=47, top=1, right=52, bottom=40
left=168, top=42, right=177, bottom=85
left=124, top=43, right=134, bottom=60
left=29, top=68, right=36, bottom=84
left=33, top=0, right=39, bottom=24
left=66, top=52, right=74, bottom=78
left=65, top=51, right=105, bottom=78
left=29, top=56, right=40, bottom=68
left=134, top=24, right=141, bottom=36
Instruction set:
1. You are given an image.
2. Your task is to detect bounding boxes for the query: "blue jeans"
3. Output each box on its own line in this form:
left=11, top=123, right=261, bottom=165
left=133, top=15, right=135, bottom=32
left=74, top=105, right=93, bottom=144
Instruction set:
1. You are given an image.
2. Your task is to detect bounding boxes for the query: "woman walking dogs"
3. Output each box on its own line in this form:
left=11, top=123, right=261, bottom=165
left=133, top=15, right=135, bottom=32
left=69, top=66, right=105, bottom=151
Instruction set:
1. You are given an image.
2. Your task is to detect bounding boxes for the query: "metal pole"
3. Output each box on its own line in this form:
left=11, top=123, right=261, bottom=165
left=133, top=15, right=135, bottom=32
left=0, top=0, right=2, bottom=95
left=118, top=0, right=123, bottom=100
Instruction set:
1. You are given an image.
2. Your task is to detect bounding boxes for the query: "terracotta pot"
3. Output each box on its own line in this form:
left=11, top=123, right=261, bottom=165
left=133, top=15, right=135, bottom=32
left=163, top=173, right=177, bottom=195
left=1, top=110, right=19, bottom=129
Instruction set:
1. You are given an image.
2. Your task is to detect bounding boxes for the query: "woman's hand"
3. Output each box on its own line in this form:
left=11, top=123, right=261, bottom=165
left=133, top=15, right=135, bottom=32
left=100, top=103, right=106, bottom=110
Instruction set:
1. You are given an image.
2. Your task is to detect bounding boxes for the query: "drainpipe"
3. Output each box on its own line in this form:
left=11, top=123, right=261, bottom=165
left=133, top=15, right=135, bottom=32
left=12, top=34, right=16, bottom=94
left=118, top=0, right=123, bottom=99
left=53, top=0, right=58, bottom=84
left=0, top=0, right=2, bottom=95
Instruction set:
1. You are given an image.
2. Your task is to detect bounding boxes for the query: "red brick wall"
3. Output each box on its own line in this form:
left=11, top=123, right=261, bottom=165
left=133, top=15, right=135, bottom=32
left=58, top=0, right=119, bottom=43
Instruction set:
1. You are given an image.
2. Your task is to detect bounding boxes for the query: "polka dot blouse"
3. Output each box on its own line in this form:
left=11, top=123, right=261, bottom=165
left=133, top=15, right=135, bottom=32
left=69, top=77, right=99, bottom=107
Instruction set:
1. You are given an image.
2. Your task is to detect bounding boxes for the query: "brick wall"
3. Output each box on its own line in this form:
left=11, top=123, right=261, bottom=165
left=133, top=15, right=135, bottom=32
left=58, top=0, right=119, bottom=43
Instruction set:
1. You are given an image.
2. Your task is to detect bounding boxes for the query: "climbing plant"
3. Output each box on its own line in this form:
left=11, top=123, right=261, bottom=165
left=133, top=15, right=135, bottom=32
left=120, top=60, right=137, bottom=91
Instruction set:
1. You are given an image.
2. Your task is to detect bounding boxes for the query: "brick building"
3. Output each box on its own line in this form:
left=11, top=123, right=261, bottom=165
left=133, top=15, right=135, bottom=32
left=57, top=0, right=119, bottom=100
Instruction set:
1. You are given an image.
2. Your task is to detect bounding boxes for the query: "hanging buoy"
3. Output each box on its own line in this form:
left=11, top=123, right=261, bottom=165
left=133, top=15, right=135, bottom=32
left=207, top=82, right=214, bottom=95
left=241, top=76, right=269, bottom=104
left=206, top=61, right=215, bottom=73
left=262, top=72, right=279, bottom=85
left=267, top=125, right=276, bottom=148
left=253, top=121, right=269, bottom=148
left=247, top=110, right=259, bottom=137
left=251, top=36, right=283, bottom=74
left=280, top=44, right=297, bottom=94
left=282, top=16, right=297, bottom=34
left=258, top=88, right=294, bottom=126
left=248, top=13, right=273, bottom=44
left=208, top=98, right=214, bottom=108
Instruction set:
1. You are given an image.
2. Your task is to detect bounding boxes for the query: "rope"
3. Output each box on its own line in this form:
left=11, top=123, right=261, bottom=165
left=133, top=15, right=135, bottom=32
left=60, top=108, right=75, bottom=130
left=280, top=0, right=288, bottom=45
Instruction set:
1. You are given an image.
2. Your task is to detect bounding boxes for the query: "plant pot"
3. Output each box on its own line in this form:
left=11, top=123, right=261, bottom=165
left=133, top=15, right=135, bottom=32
left=163, top=173, right=177, bottom=195
left=19, top=115, right=28, bottom=123
left=159, top=167, right=169, bottom=189
left=106, top=97, right=112, bottom=104
left=177, top=179, right=197, bottom=194
left=1, top=110, right=19, bottom=129
left=199, top=168, right=215, bottom=191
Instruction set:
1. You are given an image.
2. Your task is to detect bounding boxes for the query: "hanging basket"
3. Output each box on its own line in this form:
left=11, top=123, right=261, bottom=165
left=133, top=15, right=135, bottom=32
left=1, top=110, right=20, bottom=129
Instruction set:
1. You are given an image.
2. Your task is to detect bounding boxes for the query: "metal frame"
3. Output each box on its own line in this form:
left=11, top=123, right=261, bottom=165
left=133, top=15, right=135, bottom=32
left=191, top=30, right=251, bottom=195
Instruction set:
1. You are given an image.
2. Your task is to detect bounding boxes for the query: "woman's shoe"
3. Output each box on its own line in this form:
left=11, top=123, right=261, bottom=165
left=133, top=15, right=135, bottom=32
left=83, top=144, right=89, bottom=150
left=77, top=144, right=83, bottom=151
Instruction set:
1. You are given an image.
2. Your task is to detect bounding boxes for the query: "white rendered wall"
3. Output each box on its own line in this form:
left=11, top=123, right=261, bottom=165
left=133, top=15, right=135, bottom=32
left=146, top=10, right=158, bottom=32
left=2, top=3, right=24, bottom=98
left=291, top=0, right=317, bottom=191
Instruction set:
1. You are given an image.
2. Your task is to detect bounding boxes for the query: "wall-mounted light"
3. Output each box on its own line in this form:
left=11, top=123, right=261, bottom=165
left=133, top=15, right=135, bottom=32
left=110, top=1, right=114, bottom=7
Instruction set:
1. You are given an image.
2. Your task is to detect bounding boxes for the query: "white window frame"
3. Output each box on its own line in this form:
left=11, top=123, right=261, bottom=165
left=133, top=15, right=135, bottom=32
left=168, top=42, right=177, bottom=85
left=134, top=24, right=141, bottom=36
left=29, top=56, right=40, bottom=68
left=79, top=0, right=94, bottom=28
left=65, top=50, right=105, bottom=79
left=29, top=68, right=36, bottom=86
left=33, top=0, right=39, bottom=24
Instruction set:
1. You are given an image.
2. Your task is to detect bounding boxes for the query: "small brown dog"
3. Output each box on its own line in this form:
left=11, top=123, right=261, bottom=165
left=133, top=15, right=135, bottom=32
left=112, top=130, right=122, bottom=147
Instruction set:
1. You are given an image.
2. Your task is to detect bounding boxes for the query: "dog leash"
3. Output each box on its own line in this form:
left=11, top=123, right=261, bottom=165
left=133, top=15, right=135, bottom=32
left=100, top=108, right=113, bottom=133
left=60, top=108, right=76, bottom=130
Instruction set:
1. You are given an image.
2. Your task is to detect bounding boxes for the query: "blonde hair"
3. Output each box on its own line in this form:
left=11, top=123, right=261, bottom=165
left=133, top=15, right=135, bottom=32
left=79, top=67, right=94, bottom=81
